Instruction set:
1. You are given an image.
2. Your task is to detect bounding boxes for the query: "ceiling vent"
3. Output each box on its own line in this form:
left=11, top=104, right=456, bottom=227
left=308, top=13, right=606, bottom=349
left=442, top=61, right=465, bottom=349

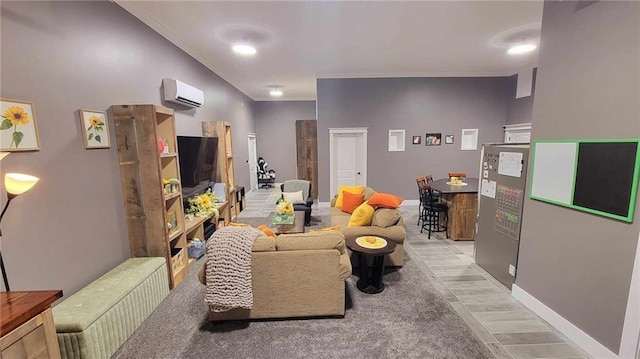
left=163, top=78, right=204, bottom=108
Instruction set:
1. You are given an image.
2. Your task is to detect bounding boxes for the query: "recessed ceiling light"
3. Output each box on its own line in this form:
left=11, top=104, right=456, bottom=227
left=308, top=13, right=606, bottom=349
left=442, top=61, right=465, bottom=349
left=269, top=89, right=283, bottom=97
left=507, top=44, right=537, bottom=55
left=232, top=44, right=256, bottom=56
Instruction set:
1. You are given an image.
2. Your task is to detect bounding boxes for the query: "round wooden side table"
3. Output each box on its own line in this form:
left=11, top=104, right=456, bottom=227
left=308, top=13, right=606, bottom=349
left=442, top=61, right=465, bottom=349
left=346, top=236, right=397, bottom=294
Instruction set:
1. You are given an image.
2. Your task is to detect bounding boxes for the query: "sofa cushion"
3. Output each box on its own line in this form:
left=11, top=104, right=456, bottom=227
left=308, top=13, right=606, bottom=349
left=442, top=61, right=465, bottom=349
left=282, top=190, right=305, bottom=204
left=276, top=231, right=346, bottom=253
left=330, top=207, right=351, bottom=227
left=335, top=185, right=365, bottom=208
left=253, top=236, right=276, bottom=252
left=367, top=193, right=404, bottom=209
left=340, top=191, right=364, bottom=214
left=372, top=208, right=402, bottom=228
left=348, top=202, right=375, bottom=227
left=362, top=187, right=377, bottom=201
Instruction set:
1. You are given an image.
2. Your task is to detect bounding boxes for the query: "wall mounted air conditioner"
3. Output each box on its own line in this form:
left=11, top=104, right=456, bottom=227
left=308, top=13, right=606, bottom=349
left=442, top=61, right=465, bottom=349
left=162, top=78, right=204, bottom=108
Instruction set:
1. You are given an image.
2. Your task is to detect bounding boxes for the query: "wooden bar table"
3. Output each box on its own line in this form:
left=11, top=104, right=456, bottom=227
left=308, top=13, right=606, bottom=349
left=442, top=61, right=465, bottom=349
left=430, top=178, right=479, bottom=240
left=1, top=290, right=63, bottom=358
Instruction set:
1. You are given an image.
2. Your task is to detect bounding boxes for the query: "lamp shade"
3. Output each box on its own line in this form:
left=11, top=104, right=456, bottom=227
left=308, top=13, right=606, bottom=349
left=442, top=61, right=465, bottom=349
left=5, top=173, right=39, bottom=195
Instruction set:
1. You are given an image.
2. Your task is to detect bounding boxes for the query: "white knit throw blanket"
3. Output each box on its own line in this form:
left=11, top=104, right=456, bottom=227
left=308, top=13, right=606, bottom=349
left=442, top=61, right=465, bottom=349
left=204, top=227, right=264, bottom=312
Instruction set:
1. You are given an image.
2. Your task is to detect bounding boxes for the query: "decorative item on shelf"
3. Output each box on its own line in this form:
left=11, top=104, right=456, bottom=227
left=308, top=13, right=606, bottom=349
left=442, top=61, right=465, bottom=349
left=1, top=98, right=40, bottom=151
left=273, top=198, right=294, bottom=225
left=157, top=137, right=170, bottom=154
left=162, top=178, right=180, bottom=195
left=79, top=109, right=110, bottom=149
left=186, top=189, right=220, bottom=219
left=167, top=211, right=178, bottom=233
left=188, top=238, right=205, bottom=259
left=0, top=169, right=40, bottom=291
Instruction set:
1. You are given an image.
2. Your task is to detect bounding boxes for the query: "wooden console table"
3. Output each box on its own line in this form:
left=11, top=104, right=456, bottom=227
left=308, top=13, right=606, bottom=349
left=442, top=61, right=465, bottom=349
left=1, top=290, right=63, bottom=359
left=430, top=178, right=479, bottom=240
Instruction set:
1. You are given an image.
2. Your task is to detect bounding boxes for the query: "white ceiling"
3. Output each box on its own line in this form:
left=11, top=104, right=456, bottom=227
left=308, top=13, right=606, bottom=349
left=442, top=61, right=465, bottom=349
left=118, top=1, right=543, bottom=101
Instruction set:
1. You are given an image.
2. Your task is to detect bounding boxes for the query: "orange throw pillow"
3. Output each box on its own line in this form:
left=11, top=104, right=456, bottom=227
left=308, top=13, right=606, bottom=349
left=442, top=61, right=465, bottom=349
left=226, top=222, right=252, bottom=227
left=256, top=224, right=277, bottom=239
left=340, top=191, right=365, bottom=214
left=367, top=193, right=404, bottom=209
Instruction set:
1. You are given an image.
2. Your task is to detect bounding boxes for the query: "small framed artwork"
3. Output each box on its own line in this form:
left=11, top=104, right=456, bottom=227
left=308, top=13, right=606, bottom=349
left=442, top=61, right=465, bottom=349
left=412, top=135, right=421, bottom=145
left=80, top=109, right=110, bottom=149
left=167, top=211, right=178, bottom=233
left=445, top=135, right=454, bottom=144
left=0, top=98, right=40, bottom=151
left=425, top=133, right=442, bottom=146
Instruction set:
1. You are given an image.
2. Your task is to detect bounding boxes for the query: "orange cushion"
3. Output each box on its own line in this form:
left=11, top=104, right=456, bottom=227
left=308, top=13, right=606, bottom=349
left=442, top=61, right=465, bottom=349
left=226, top=222, right=251, bottom=227
left=257, top=224, right=277, bottom=239
left=340, top=191, right=365, bottom=214
left=335, top=185, right=365, bottom=208
left=367, top=193, right=404, bottom=209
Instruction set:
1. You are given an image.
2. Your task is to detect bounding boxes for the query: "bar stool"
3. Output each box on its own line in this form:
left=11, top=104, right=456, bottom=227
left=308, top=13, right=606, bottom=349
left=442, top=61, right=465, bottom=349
left=420, top=185, right=448, bottom=239
left=425, top=174, right=440, bottom=202
left=416, top=177, right=427, bottom=226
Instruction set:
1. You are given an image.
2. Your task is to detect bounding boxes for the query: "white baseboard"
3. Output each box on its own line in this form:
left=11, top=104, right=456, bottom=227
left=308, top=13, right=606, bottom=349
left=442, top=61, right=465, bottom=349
left=512, top=284, right=617, bottom=359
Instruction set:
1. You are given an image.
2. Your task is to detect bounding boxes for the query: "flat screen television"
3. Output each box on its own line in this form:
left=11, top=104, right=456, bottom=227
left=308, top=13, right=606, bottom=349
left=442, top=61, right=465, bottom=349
left=176, top=136, right=218, bottom=195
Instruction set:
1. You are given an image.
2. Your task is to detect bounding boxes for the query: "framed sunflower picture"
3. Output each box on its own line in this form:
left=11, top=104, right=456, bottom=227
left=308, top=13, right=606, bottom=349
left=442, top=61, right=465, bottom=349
left=80, top=109, right=110, bottom=149
left=0, top=98, right=40, bottom=151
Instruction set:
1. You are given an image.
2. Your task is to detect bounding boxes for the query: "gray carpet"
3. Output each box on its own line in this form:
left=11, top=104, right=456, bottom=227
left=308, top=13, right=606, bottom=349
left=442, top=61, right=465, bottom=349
left=113, top=216, right=494, bottom=359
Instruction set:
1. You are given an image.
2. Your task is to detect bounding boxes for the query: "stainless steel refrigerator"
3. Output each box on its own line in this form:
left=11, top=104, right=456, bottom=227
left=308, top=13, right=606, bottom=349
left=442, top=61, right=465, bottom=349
left=475, top=144, right=529, bottom=289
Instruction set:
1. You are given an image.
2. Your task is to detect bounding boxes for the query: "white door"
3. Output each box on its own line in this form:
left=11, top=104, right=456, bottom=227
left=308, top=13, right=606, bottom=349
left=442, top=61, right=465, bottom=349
left=329, top=128, right=367, bottom=198
left=247, top=134, right=258, bottom=191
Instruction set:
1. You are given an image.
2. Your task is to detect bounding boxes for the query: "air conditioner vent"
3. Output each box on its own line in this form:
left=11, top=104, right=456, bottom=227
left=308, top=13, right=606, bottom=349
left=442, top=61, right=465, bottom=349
left=163, top=78, right=204, bottom=108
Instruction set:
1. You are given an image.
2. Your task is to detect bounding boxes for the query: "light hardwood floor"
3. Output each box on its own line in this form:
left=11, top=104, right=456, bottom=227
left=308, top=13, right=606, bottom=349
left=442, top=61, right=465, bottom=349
left=240, top=188, right=592, bottom=359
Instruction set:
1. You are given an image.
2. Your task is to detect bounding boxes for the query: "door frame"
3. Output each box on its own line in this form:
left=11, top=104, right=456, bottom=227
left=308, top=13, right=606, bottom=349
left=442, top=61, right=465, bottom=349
left=620, top=232, right=640, bottom=359
left=247, top=133, right=257, bottom=191
left=329, top=127, right=368, bottom=199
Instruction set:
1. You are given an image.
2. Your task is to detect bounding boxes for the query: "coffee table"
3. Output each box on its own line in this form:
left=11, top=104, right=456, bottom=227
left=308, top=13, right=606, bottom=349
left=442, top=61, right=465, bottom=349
left=345, top=236, right=397, bottom=294
left=266, top=211, right=305, bottom=235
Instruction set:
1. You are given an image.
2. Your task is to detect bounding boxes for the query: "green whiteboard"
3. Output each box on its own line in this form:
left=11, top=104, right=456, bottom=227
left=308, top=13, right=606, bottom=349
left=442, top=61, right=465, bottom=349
left=530, top=139, right=640, bottom=222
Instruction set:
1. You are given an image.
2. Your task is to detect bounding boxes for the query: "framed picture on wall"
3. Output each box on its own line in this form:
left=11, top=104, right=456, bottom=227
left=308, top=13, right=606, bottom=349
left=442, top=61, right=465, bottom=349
left=80, top=109, right=110, bottom=149
left=445, top=135, right=454, bottom=144
left=425, top=133, right=441, bottom=146
left=0, top=98, right=40, bottom=151
left=412, top=135, right=421, bottom=145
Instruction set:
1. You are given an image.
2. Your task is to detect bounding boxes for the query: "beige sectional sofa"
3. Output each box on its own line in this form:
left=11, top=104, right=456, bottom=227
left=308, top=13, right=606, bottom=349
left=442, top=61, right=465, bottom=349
left=199, top=231, right=351, bottom=321
left=330, top=186, right=406, bottom=266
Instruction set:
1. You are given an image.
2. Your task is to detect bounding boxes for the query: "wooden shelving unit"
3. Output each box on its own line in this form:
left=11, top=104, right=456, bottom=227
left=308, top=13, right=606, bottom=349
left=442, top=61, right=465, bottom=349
left=202, top=121, right=238, bottom=222
left=111, top=104, right=188, bottom=289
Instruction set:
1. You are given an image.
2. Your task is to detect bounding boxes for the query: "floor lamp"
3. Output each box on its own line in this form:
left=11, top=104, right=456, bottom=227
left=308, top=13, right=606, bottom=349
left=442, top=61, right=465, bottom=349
left=0, top=172, right=40, bottom=291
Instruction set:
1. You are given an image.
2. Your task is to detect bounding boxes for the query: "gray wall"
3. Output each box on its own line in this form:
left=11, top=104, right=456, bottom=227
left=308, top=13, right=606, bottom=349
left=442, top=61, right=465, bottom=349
left=252, top=101, right=316, bottom=182
left=506, top=69, right=537, bottom=125
left=0, top=1, right=254, bottom=296
left=317, top=77, right=510, bottom=201
left=516, top=1, right=640, bottom=354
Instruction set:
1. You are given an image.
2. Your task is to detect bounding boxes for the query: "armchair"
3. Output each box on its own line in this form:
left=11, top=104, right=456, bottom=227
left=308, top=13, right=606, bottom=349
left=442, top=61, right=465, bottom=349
left=280, top=180, right=313, bottom=226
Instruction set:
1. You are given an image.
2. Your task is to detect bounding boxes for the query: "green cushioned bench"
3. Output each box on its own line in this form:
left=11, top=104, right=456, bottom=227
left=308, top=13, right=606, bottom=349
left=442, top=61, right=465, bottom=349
left=53, top=257, right=169, bottom=359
